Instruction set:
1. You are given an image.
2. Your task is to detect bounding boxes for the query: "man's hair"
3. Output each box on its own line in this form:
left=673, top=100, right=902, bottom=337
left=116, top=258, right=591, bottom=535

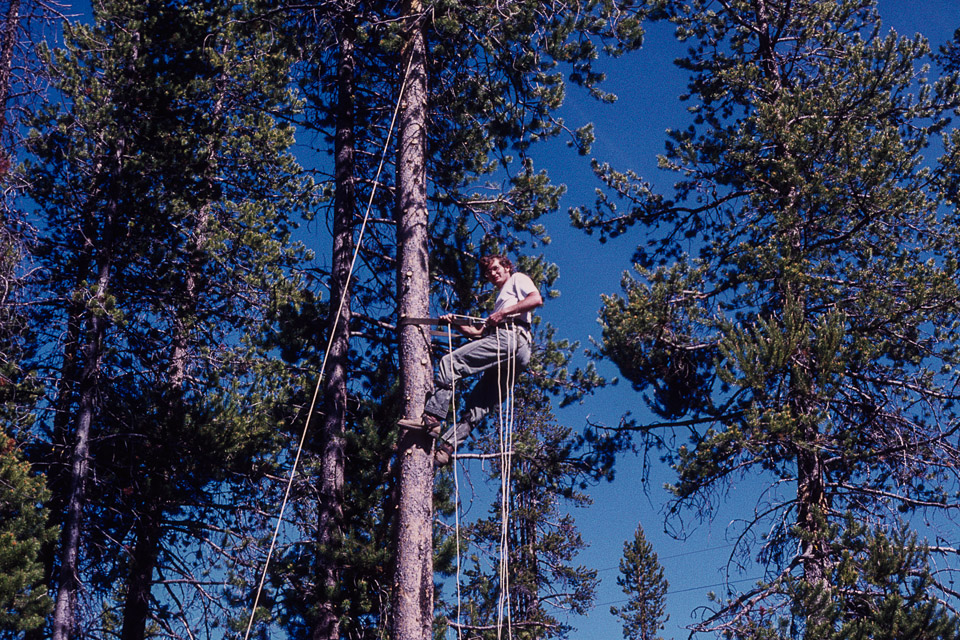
left=480, top=254, right=514, bottom=274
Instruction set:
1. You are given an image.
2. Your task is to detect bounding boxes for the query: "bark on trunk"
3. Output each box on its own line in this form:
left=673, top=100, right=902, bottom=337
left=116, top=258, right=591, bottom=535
left=51, top=199, right=118, bottom=640
left=0, top=0, right=20, bottom=146
left=33, top=294, right=85, bottom=639
left=392, top=1, right=434, bottom=638
left=796, top=423, right=828, bottom=584
left=50, top=343, right=100, bottom=640
left=312, top=15, right=355, bottom=640
left=120, top=499, right=163, bottom=640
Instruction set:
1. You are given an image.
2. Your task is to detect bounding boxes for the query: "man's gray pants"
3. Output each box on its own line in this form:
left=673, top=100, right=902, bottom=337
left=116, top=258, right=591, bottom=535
left=423, top=326, right=531, bottom=448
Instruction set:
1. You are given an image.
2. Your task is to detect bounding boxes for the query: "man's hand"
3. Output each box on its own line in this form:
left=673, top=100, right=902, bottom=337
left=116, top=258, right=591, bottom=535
left=485, top=310, right=506, bottom=328
left=441, top=314, right=483, bottom=338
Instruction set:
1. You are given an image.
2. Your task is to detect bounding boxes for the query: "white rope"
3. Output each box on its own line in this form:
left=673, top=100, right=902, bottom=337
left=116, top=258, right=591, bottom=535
left=494, top=326, right=518, bottom=640
left=505, top=327, right=518, bottom=640
left=446, top=324, right=464, bottom=640
left=444, top=320, right=522, bottom=640
left=496, top=328, right=507, bottom=640
left=241, top=49, right=417, bottom=640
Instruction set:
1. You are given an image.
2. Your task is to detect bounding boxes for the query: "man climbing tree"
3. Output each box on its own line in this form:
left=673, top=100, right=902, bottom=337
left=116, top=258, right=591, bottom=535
left=399, top=254, right=543, bottom=466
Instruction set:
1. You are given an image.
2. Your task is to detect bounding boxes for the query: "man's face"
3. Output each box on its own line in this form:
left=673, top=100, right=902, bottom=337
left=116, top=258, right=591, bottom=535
left=484, top=259, right=510, bottom=288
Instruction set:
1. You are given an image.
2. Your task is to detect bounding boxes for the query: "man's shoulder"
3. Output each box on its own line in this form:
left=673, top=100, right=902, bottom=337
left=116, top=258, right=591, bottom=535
left=510, top=272, right=537, bottom=292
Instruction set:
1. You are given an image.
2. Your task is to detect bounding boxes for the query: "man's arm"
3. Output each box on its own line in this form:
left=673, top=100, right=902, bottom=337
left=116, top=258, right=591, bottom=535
left=440, top=314, right=484, bottom=338
left=485, top=288, right=543, bottom=327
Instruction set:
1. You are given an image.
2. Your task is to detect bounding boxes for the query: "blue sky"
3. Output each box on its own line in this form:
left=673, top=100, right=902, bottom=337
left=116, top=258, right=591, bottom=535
left=531, top=3, right=960, bottom=639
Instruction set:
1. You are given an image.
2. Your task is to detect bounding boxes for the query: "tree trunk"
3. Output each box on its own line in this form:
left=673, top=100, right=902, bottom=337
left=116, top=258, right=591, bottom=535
left=752, top=0, right=831, bottom=604
left=312, top=14, right=355, bottom=640
left=51, top=201, right=118, bottom=640
left=49, top=344, right=99, bottom=640
left=117, top=50, right=227, bottom=633
left=515, top=458, right=538, bottom=620
left=796, top=422, right=828, bottom=584
left=392, top=1, right=434, bottom=638
left=120, top=498, right=163, bottom=640
left=32, top=292, right=85, bottom=640
left=0, top=0, right=20, bottom=152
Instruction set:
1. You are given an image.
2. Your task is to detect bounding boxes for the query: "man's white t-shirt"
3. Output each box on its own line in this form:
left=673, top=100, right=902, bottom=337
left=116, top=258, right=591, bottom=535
left=493, top=272, right=538, bottom=325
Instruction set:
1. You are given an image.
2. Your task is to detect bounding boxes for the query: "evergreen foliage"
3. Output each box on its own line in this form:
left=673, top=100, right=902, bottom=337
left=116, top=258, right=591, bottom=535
left=611, top=524, right=668, bottom=640
left=0, top=435, right=55, bottom=635
left=20, top=0, right=309, bottom=634
left=22, top=0, right=960, bottom=637
left=578, top=0, right=960, bottom=634
left=714, top=521, right=960, bottom=639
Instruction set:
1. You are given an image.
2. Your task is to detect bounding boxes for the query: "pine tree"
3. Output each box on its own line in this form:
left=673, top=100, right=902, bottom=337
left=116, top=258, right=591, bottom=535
left=717, top=521, right=960, bottom=640
left=611, top=524, right=668, bottom=640
left=392, top=1, right=435, bottom=637
left=576, top=0, right=960, bottom=634
left=22, top=0, right=308, bottom=635
left=0, top=434, right=55, bottom=636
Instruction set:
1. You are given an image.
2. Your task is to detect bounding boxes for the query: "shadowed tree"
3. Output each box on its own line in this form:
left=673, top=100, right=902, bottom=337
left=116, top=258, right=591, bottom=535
left=23, top=0, right=308, bottom=636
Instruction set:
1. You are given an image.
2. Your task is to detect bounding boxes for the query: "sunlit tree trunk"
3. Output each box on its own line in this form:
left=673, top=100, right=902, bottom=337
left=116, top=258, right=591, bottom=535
left=392, top=0, right=433, bottom=637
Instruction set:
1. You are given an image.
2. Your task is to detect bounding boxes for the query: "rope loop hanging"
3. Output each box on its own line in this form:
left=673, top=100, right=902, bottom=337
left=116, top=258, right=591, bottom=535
left=446, top=321, right=521, bottom=640
left=494, top=325, right=518, bottom=640
left=447, top=323, right=464, bottom=640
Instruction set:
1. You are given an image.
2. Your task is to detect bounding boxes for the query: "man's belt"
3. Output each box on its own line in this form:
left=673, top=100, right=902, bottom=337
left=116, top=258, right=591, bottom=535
left=482, top=319, right=531, bottom=337
left=506, top=320, right=531, bottom=331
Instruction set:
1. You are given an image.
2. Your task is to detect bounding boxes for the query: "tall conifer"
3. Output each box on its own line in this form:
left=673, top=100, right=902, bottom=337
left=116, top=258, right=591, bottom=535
left=260, top=1, right=643, bottom=636
left=24, top=0, right=308, bottom=635
left=580, top=0, right=960, bottom=634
